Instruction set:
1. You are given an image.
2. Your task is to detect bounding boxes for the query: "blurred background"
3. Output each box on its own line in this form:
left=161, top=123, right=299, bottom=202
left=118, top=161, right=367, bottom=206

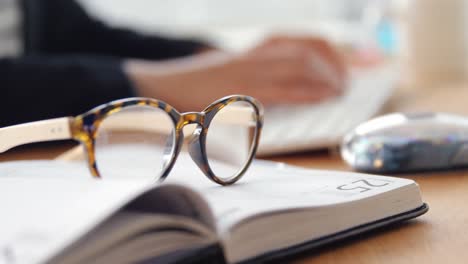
left=76, top=0, right=468, bottom=88
left=78, top=0, right=404, bottom=53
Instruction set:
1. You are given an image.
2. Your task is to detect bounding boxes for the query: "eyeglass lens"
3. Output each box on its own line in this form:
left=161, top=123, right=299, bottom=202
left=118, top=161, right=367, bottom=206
left=205, top=101, right=258, bottom=181
left=94, top=105, right=176, bottom=181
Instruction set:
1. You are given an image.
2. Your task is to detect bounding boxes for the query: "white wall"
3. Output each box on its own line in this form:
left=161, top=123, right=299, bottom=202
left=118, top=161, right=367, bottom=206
left=78, top=0, right=358, bottom=31
left=77, top=0, right=370, bottom=50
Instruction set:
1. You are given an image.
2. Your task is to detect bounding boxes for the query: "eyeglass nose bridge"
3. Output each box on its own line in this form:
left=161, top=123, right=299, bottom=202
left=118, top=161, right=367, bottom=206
left=176, top=111, right=218, bottom=184
left=177, top=112, right=205, bottom=130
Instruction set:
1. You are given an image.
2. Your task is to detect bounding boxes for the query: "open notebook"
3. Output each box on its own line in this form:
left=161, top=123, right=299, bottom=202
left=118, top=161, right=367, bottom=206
left=0, top=155, right=427, bottom=264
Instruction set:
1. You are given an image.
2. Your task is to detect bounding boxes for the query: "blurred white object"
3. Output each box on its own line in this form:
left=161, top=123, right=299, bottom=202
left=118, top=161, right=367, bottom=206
left=406, top=0, right=468, bottom=86
left=0, top=0, right=21, bottom=57
left=258, top=64, right=397, bottom=155
left=78, top=0, right=340, bottom=30
left=77, top=0, right=365, bottom=47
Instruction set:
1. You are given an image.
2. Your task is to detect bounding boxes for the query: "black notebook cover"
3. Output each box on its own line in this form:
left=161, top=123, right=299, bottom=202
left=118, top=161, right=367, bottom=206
left=241, top=203, right=428, bottom=264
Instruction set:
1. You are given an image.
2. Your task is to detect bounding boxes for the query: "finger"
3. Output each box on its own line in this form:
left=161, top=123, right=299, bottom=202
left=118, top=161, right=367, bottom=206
left=259, top=52, right=343, bottom=93
left=250, top=35, right=292, bottom=51
left=306, top=51, right=344, bottom=92
left=251, top=43, right=346, bottom=92
left=262, top=35, right=348, bottom=80
left=302, top=38, right=348, bottom=80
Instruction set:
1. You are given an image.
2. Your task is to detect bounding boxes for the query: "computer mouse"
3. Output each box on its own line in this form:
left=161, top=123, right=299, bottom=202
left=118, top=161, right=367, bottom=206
left=341, top=112, right=468, bottom=173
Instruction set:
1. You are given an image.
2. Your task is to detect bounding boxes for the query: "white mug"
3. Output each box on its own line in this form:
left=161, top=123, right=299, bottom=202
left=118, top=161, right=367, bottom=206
left=404, top=0, right=468, bottom=86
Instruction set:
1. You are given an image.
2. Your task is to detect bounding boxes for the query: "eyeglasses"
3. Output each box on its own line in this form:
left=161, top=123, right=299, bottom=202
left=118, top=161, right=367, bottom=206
left=0, top=95, right=263, bottom=185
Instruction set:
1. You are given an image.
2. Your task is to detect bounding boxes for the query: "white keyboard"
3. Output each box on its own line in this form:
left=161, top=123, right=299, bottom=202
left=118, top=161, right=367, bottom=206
left=258, top=65, right=398, bottom=155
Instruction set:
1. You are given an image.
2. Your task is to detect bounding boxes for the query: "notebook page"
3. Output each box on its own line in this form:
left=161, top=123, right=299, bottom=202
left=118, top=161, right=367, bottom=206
left=0, top=162, right=152, bottom=264
left=167, top=153, right=421, bottom=233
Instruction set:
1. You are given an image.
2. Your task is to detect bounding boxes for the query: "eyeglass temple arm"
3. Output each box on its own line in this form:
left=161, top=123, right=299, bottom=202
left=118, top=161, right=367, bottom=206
left=3, top=106, right=255, bottom=157
left=0, top=117, right=73, bottom=153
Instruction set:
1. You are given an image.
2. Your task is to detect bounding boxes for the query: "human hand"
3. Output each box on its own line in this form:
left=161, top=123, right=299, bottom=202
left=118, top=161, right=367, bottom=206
left=126, top=36, right=347, bottom=111
left=230, top=35, right=347, bottom=104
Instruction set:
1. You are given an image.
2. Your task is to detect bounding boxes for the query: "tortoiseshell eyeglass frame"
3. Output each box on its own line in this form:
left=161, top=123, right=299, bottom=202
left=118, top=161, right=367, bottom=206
left=0, top=95, right=263, bottom=186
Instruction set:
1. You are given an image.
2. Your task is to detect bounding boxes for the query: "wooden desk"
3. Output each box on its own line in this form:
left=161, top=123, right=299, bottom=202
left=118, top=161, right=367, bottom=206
left=281, top=82, right=468, bottom=264
left=2, top=83, right=468, bottom=263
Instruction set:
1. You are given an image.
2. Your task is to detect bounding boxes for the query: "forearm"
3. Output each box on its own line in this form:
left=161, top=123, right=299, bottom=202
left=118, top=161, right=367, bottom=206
left=123, top=52, right=233, bottom=111
left=0, top=56, right=135, bottom=127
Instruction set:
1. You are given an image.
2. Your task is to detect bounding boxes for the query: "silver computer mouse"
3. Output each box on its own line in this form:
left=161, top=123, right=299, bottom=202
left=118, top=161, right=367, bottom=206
left=341, top=112, right=468, bottom=173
